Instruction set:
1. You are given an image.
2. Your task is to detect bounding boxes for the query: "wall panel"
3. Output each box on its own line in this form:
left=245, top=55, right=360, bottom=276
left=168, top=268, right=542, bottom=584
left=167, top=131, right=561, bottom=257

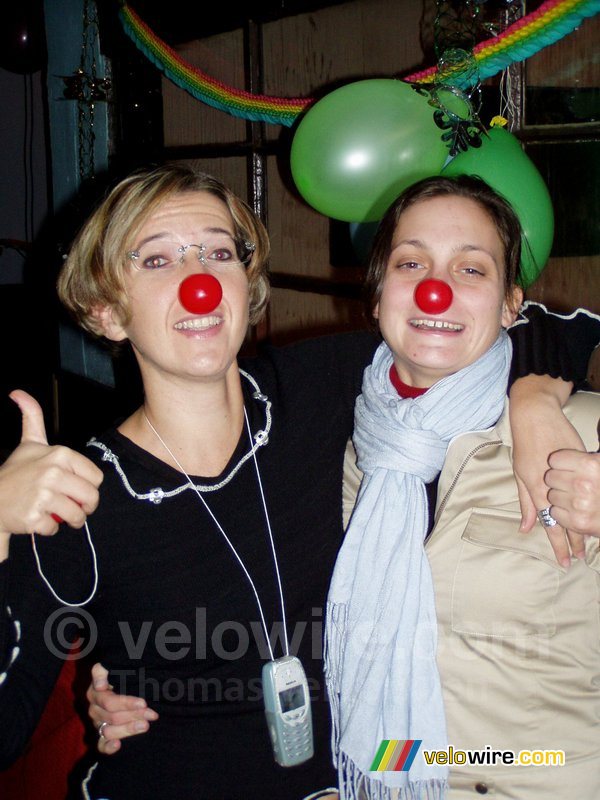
left=162, top=31, right=247, bottom=147
left=268, top=287, right=366, bottom=344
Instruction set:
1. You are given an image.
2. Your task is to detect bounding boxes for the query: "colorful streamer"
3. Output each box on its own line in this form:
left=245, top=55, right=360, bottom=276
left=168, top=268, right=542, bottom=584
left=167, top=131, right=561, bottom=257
left=119, top=0, right=600, bottom=126
left=119, top=3, right=307, bottom=126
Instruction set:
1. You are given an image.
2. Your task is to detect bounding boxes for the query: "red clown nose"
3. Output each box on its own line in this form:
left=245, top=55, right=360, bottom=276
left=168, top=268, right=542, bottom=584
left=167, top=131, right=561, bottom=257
left=178, top=273, right=223, bottom=315
left=414, top=279, right=453, bottom=314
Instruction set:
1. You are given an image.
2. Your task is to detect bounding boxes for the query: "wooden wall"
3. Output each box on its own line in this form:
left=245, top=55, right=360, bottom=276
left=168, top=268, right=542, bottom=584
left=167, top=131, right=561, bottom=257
left=159, top=0, right=599, bottom=357
left=524, top=13, right=600, bottom=316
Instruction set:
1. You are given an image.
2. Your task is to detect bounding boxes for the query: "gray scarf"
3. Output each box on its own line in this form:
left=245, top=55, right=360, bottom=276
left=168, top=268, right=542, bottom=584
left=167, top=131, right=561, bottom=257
left=325, top=331, right=512, bottom=799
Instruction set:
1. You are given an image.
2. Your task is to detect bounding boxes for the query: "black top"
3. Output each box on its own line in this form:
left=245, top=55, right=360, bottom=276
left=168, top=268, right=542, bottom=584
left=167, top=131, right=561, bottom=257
left=1, top=331, right=376, bottom=800
left=0, top=307, right=599, bottom=799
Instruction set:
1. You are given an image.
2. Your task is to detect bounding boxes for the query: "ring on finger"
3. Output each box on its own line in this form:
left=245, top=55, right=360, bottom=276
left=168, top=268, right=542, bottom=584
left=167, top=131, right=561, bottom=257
left=97, top=721, right=109, bottom=739
left=538, top=506, right=558, bottom=528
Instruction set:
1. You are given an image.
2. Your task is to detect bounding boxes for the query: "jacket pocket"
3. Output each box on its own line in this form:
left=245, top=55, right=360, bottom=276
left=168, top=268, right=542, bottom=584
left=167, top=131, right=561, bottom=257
left=450, top=508, right=563, bottom=642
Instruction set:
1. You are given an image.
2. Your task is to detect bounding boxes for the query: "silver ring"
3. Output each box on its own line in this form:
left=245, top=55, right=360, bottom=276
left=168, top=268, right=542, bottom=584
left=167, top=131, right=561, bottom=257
left=538, top=507, right=558, bottom=528
left=97, top=721, right=108, bottom=739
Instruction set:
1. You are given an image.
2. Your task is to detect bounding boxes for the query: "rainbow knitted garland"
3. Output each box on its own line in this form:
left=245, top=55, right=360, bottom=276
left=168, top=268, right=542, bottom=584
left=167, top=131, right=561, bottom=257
left=119, top=0, right=600, bottom=126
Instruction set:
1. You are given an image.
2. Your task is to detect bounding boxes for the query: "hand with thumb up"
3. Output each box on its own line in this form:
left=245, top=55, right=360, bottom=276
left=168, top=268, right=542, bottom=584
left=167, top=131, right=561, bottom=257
left=0, top=390, right=103, bottom=560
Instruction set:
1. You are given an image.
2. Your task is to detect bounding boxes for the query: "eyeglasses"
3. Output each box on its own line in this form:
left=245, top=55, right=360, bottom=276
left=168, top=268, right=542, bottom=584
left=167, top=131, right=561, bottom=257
left=127, top=236, right=256, bottom=272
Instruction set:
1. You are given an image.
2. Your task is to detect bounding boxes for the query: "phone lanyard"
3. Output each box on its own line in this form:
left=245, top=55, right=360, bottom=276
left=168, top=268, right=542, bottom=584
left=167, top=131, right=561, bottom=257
left=145, top=405, right=290, bottom=662
left=148, top=403, right=313, bottom=767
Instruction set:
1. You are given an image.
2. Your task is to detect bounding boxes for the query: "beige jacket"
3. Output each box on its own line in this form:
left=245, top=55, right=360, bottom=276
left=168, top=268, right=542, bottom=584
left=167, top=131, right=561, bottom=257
left=342, top=392, right=600, bottom=799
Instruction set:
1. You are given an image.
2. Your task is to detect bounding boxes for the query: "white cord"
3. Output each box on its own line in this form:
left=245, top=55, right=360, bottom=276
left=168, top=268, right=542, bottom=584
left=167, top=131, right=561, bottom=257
left=499, top=66, right=517, bottom=129
left=145, top=406, right=289, bottom=662
left=246, top=412, right=289, bottom=658
left=30, top=521, right=98, bottom=607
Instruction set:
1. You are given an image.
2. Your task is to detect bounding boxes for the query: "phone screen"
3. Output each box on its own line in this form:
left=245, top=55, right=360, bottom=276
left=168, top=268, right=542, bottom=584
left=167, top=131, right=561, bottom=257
left=278, top=684, right=305, bottom=713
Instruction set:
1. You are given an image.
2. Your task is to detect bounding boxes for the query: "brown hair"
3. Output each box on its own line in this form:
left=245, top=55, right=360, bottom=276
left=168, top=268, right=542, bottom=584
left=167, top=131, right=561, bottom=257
left=57, top=164, right=271, bottom=337
left=363, top=174, right=523, bottom=328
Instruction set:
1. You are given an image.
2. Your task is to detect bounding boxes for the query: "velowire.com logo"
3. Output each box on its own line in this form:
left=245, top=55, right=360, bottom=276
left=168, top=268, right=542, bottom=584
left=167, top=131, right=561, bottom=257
left=370, top=740, right=422, bottom=772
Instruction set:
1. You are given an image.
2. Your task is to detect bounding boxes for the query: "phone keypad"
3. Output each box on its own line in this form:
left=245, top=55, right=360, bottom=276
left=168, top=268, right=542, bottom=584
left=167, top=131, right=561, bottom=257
left=282, top=720, right=313, bottom=760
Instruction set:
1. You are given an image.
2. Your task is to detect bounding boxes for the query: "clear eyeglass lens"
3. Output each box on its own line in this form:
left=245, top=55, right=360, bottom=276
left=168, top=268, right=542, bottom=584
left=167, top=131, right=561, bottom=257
left=128, top=237, right=255, bottom=272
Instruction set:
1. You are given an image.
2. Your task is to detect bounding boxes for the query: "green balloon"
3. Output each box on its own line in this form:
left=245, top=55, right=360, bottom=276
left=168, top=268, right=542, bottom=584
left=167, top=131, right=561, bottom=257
left=290, top=79, right=448, bottom=223
left=443, top=126, right=554, bottom=288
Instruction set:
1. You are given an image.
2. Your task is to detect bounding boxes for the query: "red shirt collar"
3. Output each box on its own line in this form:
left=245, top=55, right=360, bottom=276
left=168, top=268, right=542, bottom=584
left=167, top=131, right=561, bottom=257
left=389, top=364, right=428, bottom=398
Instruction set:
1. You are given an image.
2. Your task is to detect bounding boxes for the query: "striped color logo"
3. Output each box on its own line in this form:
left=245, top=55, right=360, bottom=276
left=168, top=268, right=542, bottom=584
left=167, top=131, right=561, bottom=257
left=369, top=740, right=422, bottom=772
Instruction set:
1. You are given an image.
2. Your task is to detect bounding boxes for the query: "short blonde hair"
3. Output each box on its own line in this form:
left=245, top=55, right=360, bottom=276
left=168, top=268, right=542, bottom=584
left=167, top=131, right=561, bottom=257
left=57, top=164, right=271, bottom=338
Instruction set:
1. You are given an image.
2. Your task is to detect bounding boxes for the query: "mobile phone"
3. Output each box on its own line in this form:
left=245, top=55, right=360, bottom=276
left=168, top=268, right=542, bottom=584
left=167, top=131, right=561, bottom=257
left=262, top=655, right=314, bottom=767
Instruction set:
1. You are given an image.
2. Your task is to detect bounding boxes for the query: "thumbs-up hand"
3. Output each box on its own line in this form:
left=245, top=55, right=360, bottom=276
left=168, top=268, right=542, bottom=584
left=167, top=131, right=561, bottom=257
left=0, top=390, right=103, bottom=559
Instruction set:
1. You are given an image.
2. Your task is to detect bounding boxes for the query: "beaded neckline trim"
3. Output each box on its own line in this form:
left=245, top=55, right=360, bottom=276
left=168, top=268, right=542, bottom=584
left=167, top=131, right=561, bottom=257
left=86, top=370, right=271, bottom=504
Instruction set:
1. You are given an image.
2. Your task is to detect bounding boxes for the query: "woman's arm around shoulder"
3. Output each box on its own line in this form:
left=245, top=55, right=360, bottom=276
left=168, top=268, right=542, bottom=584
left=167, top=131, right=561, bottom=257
left=507, top=302, right=600, bottom=389
left=507, top=304, right=600, bottom=565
